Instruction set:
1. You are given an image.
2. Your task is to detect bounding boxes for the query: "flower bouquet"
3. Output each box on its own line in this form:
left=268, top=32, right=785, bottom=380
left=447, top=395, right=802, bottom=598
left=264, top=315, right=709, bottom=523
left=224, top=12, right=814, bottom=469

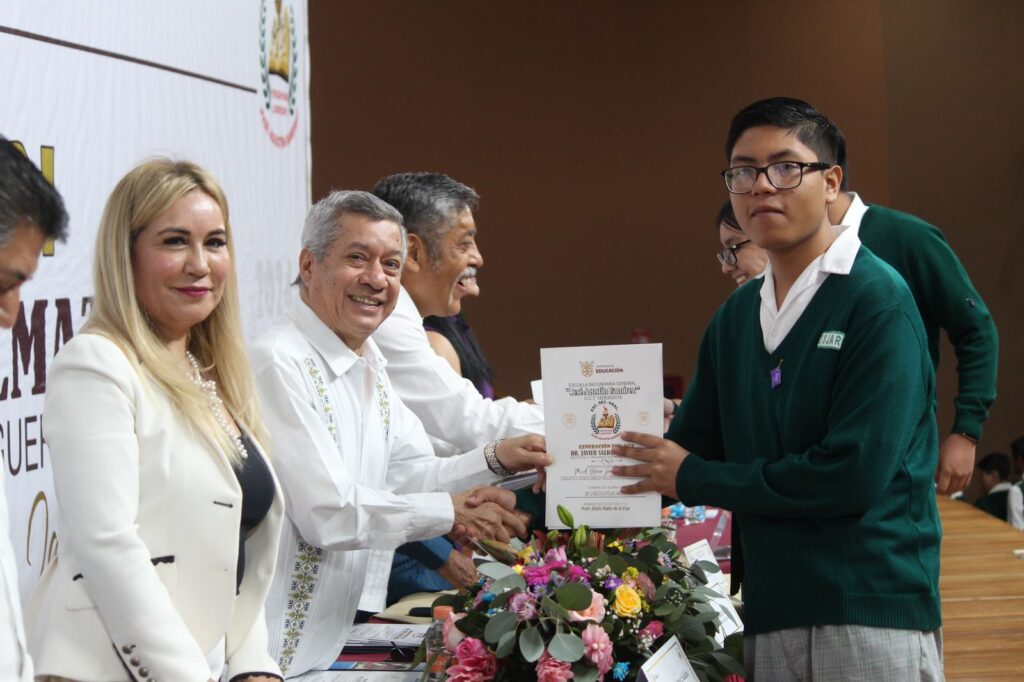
left=426, top=506, right=745, bottom=681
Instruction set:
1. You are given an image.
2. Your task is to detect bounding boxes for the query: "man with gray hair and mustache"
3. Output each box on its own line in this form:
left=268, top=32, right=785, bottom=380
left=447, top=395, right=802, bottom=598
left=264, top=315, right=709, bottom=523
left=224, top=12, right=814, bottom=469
left=369, top=173, right=547, bottom=600
left=250, top=190, right=549, bottom=676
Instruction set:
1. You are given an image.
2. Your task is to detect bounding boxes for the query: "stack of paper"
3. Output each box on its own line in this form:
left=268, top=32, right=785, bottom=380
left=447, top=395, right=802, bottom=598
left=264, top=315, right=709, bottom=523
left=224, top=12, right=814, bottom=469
left=344, top=623, right=429, bottom=650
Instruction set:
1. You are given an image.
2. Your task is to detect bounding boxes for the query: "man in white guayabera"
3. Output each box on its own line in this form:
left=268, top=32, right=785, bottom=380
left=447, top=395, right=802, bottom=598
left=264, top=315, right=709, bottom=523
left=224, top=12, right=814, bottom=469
left=250, top=190, right=550, bottom=677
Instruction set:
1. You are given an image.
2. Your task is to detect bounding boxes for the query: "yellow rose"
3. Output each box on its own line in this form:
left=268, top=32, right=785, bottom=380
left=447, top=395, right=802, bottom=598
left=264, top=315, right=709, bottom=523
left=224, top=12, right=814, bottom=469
left=612, top=585, right=643, bottom=618
left=513, top=564, right=525, bottom=575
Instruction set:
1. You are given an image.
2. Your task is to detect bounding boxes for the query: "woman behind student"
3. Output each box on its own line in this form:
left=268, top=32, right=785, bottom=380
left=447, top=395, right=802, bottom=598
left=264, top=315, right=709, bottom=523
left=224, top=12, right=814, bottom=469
left=26, top=159, right=284, bottom=681
left=716, top=200, right=768, bottom=288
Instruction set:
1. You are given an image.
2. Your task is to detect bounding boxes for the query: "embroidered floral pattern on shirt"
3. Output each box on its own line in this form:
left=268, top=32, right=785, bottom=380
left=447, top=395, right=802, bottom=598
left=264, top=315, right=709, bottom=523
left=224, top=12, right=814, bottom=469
left=277, top=355, right=338, bottom=673
left=277, top=539, right=324, bottom=674
left=375, top=376, right=391, bottom=441
left=304, top=356, right=337, bottom=442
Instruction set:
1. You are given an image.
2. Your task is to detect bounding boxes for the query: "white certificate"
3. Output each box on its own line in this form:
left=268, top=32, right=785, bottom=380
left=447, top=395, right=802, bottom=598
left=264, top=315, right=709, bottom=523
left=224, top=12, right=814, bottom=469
left=541, top=343, right=662, bottom=528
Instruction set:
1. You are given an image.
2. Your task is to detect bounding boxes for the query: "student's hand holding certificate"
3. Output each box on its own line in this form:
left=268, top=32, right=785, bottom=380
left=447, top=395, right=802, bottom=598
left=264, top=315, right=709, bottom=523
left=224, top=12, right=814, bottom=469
left=611, top=431, right=690, bottom=498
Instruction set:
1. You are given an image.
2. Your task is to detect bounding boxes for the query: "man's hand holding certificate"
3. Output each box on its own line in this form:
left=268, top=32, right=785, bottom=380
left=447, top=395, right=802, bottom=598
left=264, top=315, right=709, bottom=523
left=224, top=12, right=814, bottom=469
left=540, top=343, right=663, bottom=528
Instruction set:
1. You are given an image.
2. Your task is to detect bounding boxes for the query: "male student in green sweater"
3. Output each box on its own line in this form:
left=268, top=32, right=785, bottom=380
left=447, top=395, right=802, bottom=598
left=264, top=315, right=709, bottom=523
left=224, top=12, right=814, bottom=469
left=613, top=98, right=943, bottom=680
left=828, top=129, right=997, bottom=495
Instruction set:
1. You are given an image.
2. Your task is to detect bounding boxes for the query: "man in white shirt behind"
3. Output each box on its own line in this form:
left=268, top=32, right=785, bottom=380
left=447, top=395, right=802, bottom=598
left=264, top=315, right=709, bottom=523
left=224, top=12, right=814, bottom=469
left=0, top=135, right=69, bottom=682
left=370, top=172, right=545, bottom=454
left=251, top=190, right=550, bottom=677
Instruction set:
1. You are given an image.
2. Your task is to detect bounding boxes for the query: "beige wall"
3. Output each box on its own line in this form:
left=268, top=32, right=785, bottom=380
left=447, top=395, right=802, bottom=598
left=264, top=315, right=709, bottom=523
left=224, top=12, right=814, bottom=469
left=309, top=1, right=1022, bottom=471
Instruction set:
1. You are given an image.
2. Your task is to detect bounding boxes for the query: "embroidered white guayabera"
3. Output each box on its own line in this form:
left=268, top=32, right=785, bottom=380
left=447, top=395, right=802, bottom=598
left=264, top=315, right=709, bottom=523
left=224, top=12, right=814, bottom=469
left=252, top=298, right=498, bottom=676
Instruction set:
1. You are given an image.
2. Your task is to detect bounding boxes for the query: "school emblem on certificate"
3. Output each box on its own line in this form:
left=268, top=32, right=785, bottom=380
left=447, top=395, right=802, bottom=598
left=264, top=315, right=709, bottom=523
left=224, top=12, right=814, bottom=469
left=541, top=344, right=663, bottom=528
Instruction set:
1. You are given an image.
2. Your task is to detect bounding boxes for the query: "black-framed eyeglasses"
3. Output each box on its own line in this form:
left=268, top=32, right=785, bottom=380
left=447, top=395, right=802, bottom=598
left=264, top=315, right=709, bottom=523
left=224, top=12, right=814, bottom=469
left=717, top=240, right=751, bottom=267
left=721, top=161, right=832, bottom=194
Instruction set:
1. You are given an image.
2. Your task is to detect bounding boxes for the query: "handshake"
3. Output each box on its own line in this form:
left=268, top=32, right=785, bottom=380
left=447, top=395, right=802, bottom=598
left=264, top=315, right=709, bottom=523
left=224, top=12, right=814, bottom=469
left=449, top=434, right=551, bottom=543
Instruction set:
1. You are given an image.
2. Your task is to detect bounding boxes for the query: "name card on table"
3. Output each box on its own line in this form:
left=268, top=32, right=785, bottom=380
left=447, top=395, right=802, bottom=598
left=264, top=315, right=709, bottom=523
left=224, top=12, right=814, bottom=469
left=683, top=539, right=743, bottom=644
left=640, top=635, right=698, bottom=681
left=541, top=344, right=662, bottom=529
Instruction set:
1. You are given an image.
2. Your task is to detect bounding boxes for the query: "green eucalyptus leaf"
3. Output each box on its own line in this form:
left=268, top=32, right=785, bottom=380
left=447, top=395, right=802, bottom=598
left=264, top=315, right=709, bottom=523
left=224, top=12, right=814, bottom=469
left=571, top=661, right=600, bottom=682
left=710, top=650, right=747, bottom=676
left=654, top=602, right=676, bottom=616
left=580, top=545, right=599, bottom=558
left=495, top=629, right=517, bottom=658
left=484, top=610, right=518, bottom=644
left=637, top=544, right=661, bottom=565
left=490, top=588, right=518, bottom=610
left=590, top=552, right=609, bottom=570
left=548, top=632, right=585, bottom=662
left=555, top=582, right=593, bottom=611
left=676, top=613, right=707, bottom=643
left=456, top=610, right=488, bottom=637
left=519, top=625, right=545, bottom=662
left=478, top=562, right=517, bottom=581
left=489, top=573, right=528, bottom=594
left=540, top=595, right=571, bottom=620
left=607, top=555, right=628, bottom=575
left=693, top=610, right=721, bottom=625
left=695, top=559, right=721, bottom=574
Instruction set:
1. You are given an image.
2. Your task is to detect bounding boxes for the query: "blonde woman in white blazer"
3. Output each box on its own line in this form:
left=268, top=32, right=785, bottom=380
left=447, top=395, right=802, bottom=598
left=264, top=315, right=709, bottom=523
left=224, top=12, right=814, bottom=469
left=26, top=160, right=284, bottom=682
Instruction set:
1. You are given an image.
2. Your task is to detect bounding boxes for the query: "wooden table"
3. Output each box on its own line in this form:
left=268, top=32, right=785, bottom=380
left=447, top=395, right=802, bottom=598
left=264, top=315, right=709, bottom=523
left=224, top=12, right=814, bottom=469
left=939, top=496, right=1024, bottom=680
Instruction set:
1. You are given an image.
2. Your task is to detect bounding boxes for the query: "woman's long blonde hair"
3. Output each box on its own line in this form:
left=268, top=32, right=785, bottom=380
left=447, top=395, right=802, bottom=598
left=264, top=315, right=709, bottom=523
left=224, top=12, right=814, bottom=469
left=84, top=158, right=267, bottom=464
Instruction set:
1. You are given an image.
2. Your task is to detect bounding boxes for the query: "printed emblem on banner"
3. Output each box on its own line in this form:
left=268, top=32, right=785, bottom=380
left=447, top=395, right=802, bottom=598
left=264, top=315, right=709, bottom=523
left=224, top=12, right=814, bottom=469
left=579, top=360, right=594, bottom=378
left=259, top=0, right=300, bottom=148
left=636, top=410, right=651, bottom=427
left=817, top=331, right=845, bottom=350
left=590, top=401, right=621, bottom=440
left=562, top=413, right=576, bottom=428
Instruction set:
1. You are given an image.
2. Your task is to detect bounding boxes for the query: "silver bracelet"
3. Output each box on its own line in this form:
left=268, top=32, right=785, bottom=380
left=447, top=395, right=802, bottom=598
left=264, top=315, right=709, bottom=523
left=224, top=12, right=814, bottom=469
left=484, top=438, right=513, bottom=476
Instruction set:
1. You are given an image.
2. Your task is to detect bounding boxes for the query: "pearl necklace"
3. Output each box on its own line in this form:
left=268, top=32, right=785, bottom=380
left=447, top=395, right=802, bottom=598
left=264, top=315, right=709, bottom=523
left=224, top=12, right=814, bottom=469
left=187, top=352, right=247, bottom=459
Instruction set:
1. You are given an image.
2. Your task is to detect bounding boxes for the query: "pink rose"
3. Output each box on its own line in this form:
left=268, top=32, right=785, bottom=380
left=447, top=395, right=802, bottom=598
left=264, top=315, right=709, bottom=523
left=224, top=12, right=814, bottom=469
left=443, top=611, right=467, bottom=649
left=635, top=572, right=657, bottom=600
left=581, top=623, right=614, bottom=675
left=568, top=589, right=606, bottom=623
left=641, top=620, right=664, bottom=640
left=536, top=651, right=574, bottom=682
left=455, top=637, right=489, bottom=660
left=445, top=664, right=486, bottom=682
left=449, top=637, right=497, bottom=680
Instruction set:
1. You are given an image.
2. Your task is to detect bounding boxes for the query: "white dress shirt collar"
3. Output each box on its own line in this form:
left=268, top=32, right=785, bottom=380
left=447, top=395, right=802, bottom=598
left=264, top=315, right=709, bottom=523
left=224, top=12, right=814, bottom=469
left=759, top=224, right=861, bottom=353
left=838, top=192, right=869, bottom=236
left=288, top=298, right=386, bottom=377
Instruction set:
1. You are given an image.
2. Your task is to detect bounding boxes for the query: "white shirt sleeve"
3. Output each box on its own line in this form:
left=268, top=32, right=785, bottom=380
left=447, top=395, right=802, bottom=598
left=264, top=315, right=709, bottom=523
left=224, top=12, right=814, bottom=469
left=384, top=390, right=497, bottom=495
left=372, top=288, right=544, bottom=451
left=0, top=480, right=32, bottom=682
left=253, top=355, right=456, bottom=551
left=1008, top=485, right=1024, bottom=530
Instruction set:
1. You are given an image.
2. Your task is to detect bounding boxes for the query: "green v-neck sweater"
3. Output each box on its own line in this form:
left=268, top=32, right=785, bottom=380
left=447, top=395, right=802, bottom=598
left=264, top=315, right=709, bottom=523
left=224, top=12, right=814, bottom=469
left=859, top=204, right=997, bottom=439
left=667, top=246, right=942, bottom=635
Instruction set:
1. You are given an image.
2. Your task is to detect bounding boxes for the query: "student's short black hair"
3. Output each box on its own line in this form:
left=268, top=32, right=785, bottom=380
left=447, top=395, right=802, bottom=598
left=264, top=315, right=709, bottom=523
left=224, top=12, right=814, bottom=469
left=835, top=124, right=849, bottom=191
left=1011, top=436, right=1024, bottom=459
left=716, top=200, right=740, bottom=232
left=0, top=135, right=69, bottom=245
left=724, top=97, right=842, bottom=167
left=977, top=452, right=1011, bottom=481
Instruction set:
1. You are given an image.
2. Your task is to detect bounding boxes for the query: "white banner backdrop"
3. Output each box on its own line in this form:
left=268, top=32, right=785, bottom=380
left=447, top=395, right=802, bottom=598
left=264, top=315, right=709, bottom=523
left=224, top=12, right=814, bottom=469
left=0, top=0, right=311, bottom=601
